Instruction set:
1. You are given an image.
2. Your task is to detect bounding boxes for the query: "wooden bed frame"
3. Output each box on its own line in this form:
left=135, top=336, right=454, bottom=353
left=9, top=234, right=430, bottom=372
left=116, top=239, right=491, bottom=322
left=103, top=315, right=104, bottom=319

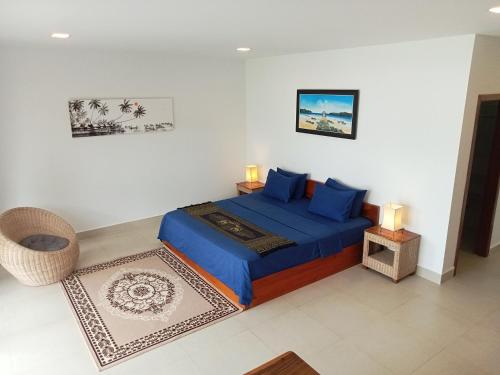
left=163, top=180, right=379, bottom=309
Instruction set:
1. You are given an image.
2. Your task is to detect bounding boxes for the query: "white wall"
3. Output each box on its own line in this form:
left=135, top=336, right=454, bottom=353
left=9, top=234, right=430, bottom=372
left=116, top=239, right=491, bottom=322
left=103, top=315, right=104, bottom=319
left=0, top=46, right=246, bottom=231
left=246, top=36, right=475, bottom=277
left=444, top=35, right=500, bottom=269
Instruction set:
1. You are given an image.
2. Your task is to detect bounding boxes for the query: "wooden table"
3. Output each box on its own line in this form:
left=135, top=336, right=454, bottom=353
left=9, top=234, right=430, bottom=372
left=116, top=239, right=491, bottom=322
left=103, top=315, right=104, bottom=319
left=236, top=181, right=265, bottom=195
left=363, top=225, right=421, bottom=283
left=245, top=351, right=319, bottom=375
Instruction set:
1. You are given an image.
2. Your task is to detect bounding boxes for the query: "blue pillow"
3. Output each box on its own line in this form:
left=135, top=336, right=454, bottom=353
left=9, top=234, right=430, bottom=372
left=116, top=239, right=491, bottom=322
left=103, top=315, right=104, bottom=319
left=263, top=169, right=295, bottom=203
left=308, top=184, right=356, bottom=222
left=325, top=178, right=367, bottom=218
left=277, top=168, right=308, bottom=199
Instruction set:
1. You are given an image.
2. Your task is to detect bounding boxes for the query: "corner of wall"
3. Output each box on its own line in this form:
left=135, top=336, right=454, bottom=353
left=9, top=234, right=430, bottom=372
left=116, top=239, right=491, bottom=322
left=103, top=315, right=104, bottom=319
left=443, top=33, right=500, bottom=273
left=417, top=264, right=455, bottom=284
left=441, top=35, right=478, bottom=274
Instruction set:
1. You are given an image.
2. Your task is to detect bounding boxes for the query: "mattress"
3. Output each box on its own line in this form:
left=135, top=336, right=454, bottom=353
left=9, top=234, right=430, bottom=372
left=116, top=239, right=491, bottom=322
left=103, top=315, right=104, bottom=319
left=158, top=192, right=371, bottom=305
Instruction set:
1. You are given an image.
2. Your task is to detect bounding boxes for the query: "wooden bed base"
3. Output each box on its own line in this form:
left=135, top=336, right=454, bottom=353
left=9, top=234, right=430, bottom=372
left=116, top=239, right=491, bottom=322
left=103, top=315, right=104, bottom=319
left=164, top=180, right=379, bottom=309
left=163, top=240, right=362, bottom=309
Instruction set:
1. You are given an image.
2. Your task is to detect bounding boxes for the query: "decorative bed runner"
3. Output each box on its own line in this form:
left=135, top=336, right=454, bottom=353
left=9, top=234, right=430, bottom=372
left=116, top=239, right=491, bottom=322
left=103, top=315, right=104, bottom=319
left=61, top=247, right=241, bottom=370
left=183, top=202, right=296, bottom=255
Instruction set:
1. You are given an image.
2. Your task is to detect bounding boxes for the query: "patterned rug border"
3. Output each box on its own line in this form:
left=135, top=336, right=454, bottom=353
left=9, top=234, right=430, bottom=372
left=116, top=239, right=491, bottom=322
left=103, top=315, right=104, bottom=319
left=61, top=247, right=242, bottom=371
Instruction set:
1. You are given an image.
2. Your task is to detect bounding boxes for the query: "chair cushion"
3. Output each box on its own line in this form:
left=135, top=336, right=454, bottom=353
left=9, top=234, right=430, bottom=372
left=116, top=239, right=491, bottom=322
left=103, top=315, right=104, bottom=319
left=19, top=234, right=69, bottom=251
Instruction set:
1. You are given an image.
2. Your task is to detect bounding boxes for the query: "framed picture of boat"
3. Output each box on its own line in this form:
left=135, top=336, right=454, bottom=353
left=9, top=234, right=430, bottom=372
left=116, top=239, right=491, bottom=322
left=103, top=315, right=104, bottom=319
left=68, top=97, right=174, bottom=138
left=296, top=89, right=359, bottom=140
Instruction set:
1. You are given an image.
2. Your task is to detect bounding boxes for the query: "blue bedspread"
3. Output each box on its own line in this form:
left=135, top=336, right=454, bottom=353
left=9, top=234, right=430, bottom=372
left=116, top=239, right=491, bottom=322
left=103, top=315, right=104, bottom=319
left=158, top=193, right=371, bottom=305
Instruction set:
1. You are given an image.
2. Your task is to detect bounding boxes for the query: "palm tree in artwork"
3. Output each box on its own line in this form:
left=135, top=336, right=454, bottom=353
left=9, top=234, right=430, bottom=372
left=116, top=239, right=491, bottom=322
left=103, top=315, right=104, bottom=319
left=88, top=99, right=102, bottom=124
left=98, top=103, right=109, bottom=116
left=111, top=99, right=133, bottom=123
left=119, top=99, right=133, bottom=113
left=96, top=103, right=109, bottom=128
left=69, top=99, right=84, bottom=112
left=68, top=100, right=86, bottom=128
left=133, top=105, right=146, bottom=119
left=89, top=99, right=101, bottom=110
left=115, top=102, right=147, bottom=125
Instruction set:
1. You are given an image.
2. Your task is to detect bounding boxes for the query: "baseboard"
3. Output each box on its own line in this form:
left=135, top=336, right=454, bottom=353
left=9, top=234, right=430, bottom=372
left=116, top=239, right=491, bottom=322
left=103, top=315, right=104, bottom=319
left=416, top=265, right=454, bottom=284
left=416, top=266, right=441, bottom=284
left=440, top=266, right=455, bottom=283
left=77, top=215, right=163, bottom=237
left=490, top=242, right=500, bottom=252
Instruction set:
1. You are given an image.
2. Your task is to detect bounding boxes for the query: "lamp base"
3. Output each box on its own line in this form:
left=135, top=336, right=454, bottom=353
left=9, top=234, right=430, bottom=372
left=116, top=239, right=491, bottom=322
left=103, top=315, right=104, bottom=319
left=378, top=226, right=405, bottom=241
left=380, top=225, right=404, bottom=232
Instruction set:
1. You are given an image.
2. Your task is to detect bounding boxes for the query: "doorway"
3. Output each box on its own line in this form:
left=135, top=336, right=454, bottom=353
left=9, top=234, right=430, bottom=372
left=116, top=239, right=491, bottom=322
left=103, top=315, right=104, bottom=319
left=456, top=95, right=500, bottom=268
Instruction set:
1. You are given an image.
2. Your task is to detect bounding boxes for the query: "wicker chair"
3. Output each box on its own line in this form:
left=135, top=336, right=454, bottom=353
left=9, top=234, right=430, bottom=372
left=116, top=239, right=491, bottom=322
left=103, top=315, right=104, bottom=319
left=0, top=207, right=79, bottom=286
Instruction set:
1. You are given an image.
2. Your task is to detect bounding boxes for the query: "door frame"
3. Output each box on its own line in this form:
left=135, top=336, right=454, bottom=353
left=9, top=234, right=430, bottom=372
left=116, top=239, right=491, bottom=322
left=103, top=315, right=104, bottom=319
left=454, top=94, right=500, bottom=273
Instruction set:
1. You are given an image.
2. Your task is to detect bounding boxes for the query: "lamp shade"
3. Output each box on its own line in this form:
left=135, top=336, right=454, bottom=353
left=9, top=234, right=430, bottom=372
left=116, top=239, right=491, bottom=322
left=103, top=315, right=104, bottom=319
left=381, top=203, right=404, bottom=231
left=245, top=165, right=258, bottom=183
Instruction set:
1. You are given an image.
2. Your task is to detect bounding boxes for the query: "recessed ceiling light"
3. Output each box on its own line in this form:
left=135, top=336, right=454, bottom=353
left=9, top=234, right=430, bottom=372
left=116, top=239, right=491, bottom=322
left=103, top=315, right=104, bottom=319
left=236, top=47, right=251, bottom=52
left=489, top=6, right=500, bottom=13
left=51, top=33, right=70, bottom=39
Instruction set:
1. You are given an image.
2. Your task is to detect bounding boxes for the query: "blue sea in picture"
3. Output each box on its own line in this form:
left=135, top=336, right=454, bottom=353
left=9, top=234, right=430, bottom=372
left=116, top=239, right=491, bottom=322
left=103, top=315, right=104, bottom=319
left=298, top=93, right=354, bottom=134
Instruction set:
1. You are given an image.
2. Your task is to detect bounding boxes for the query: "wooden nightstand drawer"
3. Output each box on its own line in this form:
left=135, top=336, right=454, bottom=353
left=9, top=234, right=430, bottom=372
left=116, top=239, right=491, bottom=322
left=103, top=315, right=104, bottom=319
left=236, top=181, right=264, bottom=195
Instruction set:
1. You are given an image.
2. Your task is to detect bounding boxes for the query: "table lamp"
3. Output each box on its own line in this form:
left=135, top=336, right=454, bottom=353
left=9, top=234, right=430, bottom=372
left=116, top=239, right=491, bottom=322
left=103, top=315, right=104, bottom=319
left=381, top=203, right=404, bottom=231
left=245, top=165, right=258, bottom=183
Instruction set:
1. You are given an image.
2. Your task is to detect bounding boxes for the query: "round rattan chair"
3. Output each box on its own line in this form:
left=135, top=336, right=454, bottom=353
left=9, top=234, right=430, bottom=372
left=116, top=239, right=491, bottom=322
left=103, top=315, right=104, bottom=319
left=0, top=207, right=79, bottom=286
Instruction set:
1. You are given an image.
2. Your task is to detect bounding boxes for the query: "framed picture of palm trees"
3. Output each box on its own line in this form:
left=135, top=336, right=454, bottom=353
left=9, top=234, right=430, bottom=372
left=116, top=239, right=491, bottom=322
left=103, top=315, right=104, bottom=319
left=68, top=97, right=174, bottom=138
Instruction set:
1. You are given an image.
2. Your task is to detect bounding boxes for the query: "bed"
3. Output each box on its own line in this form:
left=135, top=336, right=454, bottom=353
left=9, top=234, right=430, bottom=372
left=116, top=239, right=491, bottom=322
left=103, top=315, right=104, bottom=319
left=158, top=180, right=379, bottom=307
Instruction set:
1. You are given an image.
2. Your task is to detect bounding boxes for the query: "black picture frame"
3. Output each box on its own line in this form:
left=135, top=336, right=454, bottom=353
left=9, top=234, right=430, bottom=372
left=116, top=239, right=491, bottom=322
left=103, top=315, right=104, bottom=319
left=296, top=89, right=359, bottom=140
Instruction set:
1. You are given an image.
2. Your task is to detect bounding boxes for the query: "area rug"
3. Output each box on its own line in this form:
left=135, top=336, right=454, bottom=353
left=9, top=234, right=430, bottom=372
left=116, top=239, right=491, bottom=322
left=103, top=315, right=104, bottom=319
left=61, top=247, right=242, bottom=370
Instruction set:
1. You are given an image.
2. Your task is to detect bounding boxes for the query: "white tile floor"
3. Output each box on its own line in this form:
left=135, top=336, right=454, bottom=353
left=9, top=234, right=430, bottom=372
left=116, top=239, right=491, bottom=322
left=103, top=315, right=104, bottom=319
left=1, top=216, right=499, bottom=375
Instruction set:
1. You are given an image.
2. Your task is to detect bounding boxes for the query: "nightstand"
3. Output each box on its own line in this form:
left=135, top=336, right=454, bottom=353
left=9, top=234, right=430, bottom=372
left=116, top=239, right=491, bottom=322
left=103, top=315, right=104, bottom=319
left=363, top=225, right=420, bottom=283
left=236, top=181, right=265, bottom=195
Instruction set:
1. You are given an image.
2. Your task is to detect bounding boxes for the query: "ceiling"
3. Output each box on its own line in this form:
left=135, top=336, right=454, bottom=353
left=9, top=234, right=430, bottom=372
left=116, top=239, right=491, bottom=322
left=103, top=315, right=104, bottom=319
left=1, top=0, right=500, bottom=58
